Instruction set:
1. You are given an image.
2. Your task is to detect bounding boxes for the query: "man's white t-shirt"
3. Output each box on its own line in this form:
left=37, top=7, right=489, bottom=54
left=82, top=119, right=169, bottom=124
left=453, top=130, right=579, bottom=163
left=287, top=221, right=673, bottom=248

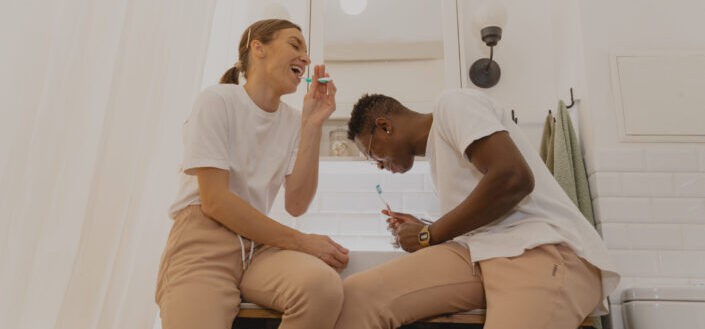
left=169, top=84, right=301, bottom=218
left=426, top=88, right=619, bottom=315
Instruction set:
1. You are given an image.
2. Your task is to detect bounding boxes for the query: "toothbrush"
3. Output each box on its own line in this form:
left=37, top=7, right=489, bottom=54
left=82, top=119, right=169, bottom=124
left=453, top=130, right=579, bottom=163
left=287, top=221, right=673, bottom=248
left=305, top=77, right=332, bottom=83
left=376, top=184, right=434, bottom=224
left=375, top=184, right=392, bottom=213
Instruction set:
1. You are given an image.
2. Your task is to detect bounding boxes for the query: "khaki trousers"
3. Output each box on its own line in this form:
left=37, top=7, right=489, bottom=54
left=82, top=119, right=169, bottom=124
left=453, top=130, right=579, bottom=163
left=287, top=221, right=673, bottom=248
left=155, top=206, right=343, bottom=329
left=335, top=242, right=602, bottom=329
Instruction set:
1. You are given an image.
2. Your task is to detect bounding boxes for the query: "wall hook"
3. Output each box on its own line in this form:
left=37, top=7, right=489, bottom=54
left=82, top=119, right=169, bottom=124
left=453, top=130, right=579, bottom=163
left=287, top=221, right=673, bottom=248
left=566, top=88, right=575, bottom=109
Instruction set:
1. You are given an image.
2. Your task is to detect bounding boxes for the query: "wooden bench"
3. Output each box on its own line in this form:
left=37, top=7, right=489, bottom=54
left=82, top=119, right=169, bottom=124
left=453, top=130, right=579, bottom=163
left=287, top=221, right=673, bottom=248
left=235, top=302, right=595, bottom=328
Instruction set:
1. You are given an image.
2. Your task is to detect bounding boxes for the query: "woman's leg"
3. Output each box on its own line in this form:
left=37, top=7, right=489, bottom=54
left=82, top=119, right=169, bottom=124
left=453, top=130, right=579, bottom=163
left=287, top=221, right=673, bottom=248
left=155, top=206, right=247, bottom=329
left=335, top=242, right=485, bottom=329
left=480, top=244, right=603, bottom=329
left=240, top=247, right=344, bottom=329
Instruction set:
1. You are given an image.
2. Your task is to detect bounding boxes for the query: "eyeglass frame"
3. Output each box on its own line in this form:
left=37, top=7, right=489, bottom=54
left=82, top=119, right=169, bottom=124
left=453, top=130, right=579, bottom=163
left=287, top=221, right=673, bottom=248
left=365, top=125, right=384, bottom=165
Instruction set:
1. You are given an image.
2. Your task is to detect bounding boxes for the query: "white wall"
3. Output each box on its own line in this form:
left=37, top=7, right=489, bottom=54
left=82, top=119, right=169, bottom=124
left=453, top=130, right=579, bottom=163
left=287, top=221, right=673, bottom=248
left=575, top=1, right=705, bottom=328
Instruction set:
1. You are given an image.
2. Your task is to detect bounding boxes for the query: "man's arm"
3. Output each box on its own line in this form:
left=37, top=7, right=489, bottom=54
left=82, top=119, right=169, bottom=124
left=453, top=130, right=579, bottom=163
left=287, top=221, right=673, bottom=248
left=396, top=131, right=534, bottom=251
left=429, top=130, right=534, bottom=243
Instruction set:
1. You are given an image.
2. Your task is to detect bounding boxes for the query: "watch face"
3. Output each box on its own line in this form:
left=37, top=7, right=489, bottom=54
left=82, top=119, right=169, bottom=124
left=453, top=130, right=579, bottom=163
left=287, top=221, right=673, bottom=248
left=419, top=232, right=429, bottom=241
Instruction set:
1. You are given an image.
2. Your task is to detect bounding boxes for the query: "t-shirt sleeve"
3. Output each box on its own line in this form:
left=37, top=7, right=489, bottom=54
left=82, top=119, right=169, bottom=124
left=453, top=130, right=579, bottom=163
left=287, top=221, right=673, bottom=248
left=438, top=91, right=507, bottom=160
left=182, top=90, right=230, bottom=175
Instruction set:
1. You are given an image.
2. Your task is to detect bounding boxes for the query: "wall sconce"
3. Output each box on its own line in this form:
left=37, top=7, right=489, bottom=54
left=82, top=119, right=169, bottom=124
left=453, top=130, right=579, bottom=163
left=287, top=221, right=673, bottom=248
left=469, top=0, right=507, bottom=88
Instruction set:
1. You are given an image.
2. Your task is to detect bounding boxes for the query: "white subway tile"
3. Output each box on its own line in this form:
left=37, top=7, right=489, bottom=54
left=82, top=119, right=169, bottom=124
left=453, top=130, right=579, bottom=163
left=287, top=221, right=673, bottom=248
left=659, top=251, right=705, bottom=277
left=381, top=174, right=426, bottom=192
left=650, top=198, right=705, bottom=223
left=674, top=173, right=705, bottom=197
left=593, top=148, right=645, bottom=172
left=330, top=235, right=359, bottom=250
left=627, top=224, right=683, bottom=250
left=598, top=223, right=631, bottom=249
left=589, top=172, right=621, bottom=198
left=357, top=236, right=398, bottom=251
left=690, top=278, right=705, bottom=286
left=621, top=173, right=674, bottom=197
left=319, top=192, right=403, bottom=213
left=610, top=250, right=660, bottom=277
left=683, top=225, right=705, bottom=250
left=402, top=192, right=440, bottom=214
left=337, top=214, right=386, bottom=235
left=295, top=214, right=339, bottom=235
left=593, top=197, right=651, bottom=223
left=318, top=173, right=381, bottom=191
left=646, top=148, right=699, bottom=172
left=700, top=149, right=705, bottom=172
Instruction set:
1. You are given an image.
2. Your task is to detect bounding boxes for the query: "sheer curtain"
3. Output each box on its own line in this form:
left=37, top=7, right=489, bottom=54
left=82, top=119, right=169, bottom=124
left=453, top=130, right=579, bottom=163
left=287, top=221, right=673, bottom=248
left=0, top=0, right=216, bottom=328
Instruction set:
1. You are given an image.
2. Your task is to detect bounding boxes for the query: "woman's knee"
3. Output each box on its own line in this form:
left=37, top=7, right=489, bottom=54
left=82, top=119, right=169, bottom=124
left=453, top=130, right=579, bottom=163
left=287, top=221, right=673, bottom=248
left=293, top=266, right=344, bottom=308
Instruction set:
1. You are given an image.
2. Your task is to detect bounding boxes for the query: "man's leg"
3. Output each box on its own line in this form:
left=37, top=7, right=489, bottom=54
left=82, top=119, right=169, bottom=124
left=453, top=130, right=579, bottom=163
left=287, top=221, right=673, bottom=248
left=481, top=244, right=603, bottom=329
left=335, top=242, right=485, bottom=329
left=240, top=247, right=344, bottom=329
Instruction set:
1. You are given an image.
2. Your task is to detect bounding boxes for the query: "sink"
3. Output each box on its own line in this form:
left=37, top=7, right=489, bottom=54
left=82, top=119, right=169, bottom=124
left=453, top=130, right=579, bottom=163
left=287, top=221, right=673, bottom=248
left=339, top=250, right=407, bottom=279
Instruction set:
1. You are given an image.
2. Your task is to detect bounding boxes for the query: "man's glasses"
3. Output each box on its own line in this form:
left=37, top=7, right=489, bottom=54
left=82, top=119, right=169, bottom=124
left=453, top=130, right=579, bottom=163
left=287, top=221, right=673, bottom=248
left=366, top=126, right=383, bottom=167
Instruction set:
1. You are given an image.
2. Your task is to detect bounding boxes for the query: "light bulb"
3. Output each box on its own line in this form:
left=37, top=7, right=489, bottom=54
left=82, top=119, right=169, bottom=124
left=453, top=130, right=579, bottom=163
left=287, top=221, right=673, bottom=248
left=339, top=0, right=367, bottom=16
left=472, top=0, right=508, bottom=31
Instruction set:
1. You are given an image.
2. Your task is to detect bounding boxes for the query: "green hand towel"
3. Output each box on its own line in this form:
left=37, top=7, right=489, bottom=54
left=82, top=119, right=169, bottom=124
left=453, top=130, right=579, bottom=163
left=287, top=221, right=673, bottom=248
left=552, top=101, right=595, bottom=226
left=553, top=101, right=601, bottom=329
left=540, top=112, right=555, bottom=173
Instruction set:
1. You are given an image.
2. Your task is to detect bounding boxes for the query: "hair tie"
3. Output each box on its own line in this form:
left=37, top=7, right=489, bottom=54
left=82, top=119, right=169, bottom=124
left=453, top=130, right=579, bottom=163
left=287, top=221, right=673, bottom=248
left=234, top=61, right=243, bottom=70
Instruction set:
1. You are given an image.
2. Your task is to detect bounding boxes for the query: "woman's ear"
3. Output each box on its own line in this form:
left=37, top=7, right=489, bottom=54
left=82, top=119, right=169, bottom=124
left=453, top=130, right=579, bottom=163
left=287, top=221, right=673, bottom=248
left=251, top=40, right=265, bottom=58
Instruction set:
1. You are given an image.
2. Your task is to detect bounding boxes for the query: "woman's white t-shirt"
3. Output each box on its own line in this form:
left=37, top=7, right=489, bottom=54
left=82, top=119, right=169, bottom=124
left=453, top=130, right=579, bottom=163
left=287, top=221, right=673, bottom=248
left=169, top=84, right=301, bottom=218
left=426, top=88, right=619, bottom=315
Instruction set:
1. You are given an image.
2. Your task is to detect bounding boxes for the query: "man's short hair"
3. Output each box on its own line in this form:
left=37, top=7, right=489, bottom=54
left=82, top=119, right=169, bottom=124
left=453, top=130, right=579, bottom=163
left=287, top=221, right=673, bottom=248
left=347, top=94, right=404, bottom=141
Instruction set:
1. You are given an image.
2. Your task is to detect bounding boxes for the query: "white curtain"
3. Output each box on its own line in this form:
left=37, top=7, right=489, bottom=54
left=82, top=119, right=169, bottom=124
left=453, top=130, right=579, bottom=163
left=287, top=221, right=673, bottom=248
left=0, top=0, right=216, bottom=328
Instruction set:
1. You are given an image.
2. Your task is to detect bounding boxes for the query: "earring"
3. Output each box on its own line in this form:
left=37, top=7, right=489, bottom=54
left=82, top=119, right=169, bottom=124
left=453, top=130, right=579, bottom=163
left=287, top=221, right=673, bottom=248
left=386, top=129, right=391, bottom=134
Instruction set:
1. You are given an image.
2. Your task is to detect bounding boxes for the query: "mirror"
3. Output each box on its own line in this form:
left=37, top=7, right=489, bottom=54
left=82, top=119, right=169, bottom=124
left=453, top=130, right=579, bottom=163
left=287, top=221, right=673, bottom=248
left=323, top=0, right=454, bottom=119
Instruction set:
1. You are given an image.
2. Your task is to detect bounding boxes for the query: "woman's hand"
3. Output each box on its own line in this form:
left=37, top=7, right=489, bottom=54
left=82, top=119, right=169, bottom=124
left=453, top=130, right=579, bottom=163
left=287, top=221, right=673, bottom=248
left=297, top=233, right=349, bottom=271
left=302, top=65, right=337, bottom=128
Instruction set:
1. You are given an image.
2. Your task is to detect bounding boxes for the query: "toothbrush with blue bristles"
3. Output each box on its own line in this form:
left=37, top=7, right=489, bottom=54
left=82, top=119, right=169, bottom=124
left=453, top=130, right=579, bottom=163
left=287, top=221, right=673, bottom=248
left=375, top=184, right=392, bottom=213
left=376, top=184, right=433, bottom=225
left=305, top=77, right=332, bottom=84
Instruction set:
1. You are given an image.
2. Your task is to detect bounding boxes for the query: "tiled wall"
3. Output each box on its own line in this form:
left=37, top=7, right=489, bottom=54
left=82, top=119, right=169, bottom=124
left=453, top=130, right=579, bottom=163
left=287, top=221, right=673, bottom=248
left=588, top=146, right=705, bottom=329
left=270, top=161, right=439, bottom=251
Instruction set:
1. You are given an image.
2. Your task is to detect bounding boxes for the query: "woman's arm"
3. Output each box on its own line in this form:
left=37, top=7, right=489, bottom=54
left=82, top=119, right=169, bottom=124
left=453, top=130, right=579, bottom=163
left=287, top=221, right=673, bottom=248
left=195, top=167, right=349, bottom=269
left=284, top=65, right=337, bottom=216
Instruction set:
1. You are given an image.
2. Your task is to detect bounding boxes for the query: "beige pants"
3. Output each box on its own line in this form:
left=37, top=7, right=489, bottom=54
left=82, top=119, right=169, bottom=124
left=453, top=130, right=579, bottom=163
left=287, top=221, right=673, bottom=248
left=335, top=242, right=602, bottom=329
left=155, top=205, right=344, bottom=329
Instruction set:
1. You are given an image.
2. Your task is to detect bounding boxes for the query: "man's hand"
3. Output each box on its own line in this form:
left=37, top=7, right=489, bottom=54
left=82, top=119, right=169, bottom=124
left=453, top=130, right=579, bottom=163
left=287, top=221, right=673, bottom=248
left=395, top=222, right=426, bottom=252
left=383, top=210, right=427, bottom=252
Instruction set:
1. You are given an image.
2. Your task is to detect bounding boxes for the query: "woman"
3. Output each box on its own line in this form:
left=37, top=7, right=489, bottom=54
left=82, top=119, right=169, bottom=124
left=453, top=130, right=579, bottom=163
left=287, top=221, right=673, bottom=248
left=155, top=19, right=348, bottom=329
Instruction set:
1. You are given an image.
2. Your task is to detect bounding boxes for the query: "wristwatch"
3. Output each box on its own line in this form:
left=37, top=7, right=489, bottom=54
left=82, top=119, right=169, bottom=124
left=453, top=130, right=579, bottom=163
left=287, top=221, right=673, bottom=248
left=418, top=225, right=431, bottom=248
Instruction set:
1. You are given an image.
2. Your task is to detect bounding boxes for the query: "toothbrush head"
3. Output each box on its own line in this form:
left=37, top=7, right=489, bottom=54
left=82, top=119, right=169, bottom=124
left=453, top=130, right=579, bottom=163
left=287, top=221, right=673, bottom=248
left=305, top=77, right=333, bottom=84
left=376, top=184, right=383, bottom=194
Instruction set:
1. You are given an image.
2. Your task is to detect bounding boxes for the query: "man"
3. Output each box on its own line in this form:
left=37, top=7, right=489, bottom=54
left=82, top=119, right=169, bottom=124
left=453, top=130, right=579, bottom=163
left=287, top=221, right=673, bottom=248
left=334, top=89, right=619, bottom=329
